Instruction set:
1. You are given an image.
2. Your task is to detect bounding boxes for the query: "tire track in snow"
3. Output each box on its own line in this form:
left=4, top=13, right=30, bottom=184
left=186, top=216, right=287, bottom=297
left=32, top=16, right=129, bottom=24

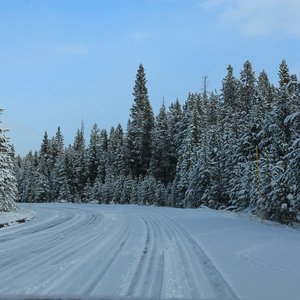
left=125, top=216, right=153, bottom=297
left=79, top=218, right=132, bottom=294
left=123, top=214, right=166, bottom=298
left=145, top=212, right=197, bottom=298
left=142, top=214, right=165, bottom=298
left=0, top=204, right=239, bottom=298
left=0, top=207, right=116, bottom=294
left=156, top=212, right=238, bottom=299
left=27, top=212, right=125, bottom=295
left=0, top=211, right=79, bottom=272
left=0, top=209, right=99, bottom=278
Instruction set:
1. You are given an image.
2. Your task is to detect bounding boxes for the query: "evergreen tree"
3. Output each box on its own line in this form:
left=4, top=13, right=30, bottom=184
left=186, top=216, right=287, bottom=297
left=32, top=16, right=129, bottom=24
left=87, top=124, right=101, bottom=185
left=34, top=132, right=51, bottom=202
left=172, top=93, right=202, bottom=207
left=127, top=64, right=154, bottom=178
left=150, top=102, right=172, bottom=184
left=258, top=60, right=296, bottom=223
left=50, top=127, right=65, bottom=201
left=257, top=70, right=275, bottom=115
left=107, top=124, right=126, bottom=178
left=73, top=125, right=87, bottom=201
left=95, top=129, right=108, bottom=184
left=167, top=99, right=182, bottom=181
left=239, top=60, right=256, bottom=115
left=0, top=109, right=18, bottom=212
left=16, top=151, right=37, bottom=203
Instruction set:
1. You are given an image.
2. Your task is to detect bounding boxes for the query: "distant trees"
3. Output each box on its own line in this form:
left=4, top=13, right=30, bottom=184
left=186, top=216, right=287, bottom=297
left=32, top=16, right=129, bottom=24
left=15, top=61, right=300, bottom=224
left=0, top=108, right=18, bottom=212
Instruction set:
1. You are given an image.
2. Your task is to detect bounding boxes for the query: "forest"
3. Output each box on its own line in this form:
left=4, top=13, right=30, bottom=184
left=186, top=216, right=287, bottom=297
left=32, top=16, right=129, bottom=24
left=3, top=60, right=299, bottom=224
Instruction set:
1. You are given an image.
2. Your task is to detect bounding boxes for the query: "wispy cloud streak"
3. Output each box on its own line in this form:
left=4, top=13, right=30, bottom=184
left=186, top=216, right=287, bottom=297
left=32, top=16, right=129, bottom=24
left=51, top=45, right=89, bottom=55
left=200, top=0, right=300, bottom=38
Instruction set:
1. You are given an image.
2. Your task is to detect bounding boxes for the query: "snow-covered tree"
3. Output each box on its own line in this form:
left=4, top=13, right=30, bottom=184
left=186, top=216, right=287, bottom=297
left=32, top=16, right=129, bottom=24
left=150, top=102, right=172, bottom=184
left=127, top=64, right=154, bottom=178
left=0, top=109, right=18, bottom=211
left=86, top=124, right=101, bottom=185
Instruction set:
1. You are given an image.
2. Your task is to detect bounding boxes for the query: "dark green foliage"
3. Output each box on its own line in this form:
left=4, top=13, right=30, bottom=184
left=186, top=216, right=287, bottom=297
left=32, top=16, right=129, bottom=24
left=127, top=64, right=154, bottom=178
left=150, top=103, right=173, bottom=184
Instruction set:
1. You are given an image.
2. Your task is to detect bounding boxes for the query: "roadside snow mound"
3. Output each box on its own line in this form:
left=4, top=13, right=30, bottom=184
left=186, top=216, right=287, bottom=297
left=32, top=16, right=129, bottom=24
left=0, top=208, right=35, bottom=228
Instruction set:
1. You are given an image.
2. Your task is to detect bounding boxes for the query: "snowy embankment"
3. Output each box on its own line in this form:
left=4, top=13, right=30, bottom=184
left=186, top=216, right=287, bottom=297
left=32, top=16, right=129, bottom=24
left=0, top=207, right=34, bottom=228
left=0, top=204, right=299, bottom=299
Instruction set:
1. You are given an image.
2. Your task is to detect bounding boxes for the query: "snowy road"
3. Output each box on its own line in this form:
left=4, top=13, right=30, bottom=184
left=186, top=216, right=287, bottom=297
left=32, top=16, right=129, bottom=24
left=1, top=204, right=300, bottom=299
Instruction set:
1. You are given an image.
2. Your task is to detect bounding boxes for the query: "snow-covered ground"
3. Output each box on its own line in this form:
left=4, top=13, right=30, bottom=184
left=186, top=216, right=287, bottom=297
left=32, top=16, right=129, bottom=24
left=0, top=207, right=34, bottom=228
left=0, top=203, right=299, bottom=299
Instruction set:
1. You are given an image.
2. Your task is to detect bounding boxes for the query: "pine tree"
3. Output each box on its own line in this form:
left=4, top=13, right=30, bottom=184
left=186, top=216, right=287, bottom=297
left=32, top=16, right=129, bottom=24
left=107, top=124, right=126, bottom=178
left=34, top=132, right=51, bottom=202
left=16, top=151, right=37, bottom=203
left=239, top=60, right=256, bottom=115
left=49, top=127, right=65, bottom=201
left=167, top=99, right=182, bottom=181
left=87, top=124, right=101, bottom=185
left=279, top=59, right=291, bottom=88
left=185, top=88, right=220, bottom=209
left=121, top=175, right=137, bottom=204
left=97, top=129, right=108, bottom=184
left=0, top=109, right=18, bottom=212
left=73, top=125, right=87, bottom=201
left=282, top=79, right=300, bottom=221
left=257, top=70, right=275, bottom=115
left=127, top=64, right=154, bottom=178
left=111, top=175, right=124, bottom=204
left=50, top=127, right=64, bottom=166
left=258, top=60, right=297, bottom=223
left=220, top=65, right=240, bottom=204
left=173, top=94, right=202, bottom=207
left=222, top=65, right=239, bottom=109
left=150, top=102, right=172, bottom=184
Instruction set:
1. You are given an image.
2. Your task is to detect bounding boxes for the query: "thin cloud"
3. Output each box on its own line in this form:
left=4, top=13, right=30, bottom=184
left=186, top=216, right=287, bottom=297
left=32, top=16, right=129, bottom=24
left=201, top=0, right=300, bottom=38
left=52, top=45, right=89, bottom=55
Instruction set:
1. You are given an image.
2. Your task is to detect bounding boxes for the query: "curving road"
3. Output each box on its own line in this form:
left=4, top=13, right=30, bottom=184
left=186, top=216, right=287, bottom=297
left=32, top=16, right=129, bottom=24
left=0, top=204, right=237, bottom=299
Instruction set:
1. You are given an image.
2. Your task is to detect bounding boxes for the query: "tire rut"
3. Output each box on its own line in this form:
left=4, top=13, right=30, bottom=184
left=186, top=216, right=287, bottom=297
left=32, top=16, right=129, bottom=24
left=156, top=212, right=238, bottom=299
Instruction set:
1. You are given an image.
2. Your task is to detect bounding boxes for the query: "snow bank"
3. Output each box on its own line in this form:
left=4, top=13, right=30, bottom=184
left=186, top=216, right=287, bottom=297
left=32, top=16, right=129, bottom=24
left=0, top=208, right=35, bottom=228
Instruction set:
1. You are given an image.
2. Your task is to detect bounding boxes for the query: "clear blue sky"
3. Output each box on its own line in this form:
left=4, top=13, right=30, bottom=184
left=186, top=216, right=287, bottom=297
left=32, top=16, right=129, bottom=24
left=1, top=0, right=300, bottom=155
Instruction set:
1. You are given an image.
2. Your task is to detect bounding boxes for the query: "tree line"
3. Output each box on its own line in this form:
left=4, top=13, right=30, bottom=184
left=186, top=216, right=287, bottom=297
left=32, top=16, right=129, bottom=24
left=12, top=61, right=300, bottom=224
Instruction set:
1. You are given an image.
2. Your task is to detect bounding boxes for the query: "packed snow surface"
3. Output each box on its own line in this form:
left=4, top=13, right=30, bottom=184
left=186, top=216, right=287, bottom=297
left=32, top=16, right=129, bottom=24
left=0, top=204, right=299, bottom=299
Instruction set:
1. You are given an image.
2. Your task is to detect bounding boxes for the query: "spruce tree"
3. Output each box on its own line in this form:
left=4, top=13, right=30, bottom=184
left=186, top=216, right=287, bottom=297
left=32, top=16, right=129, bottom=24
left=0, top=109, right=18, bottom=212
left=167, top=99, right=182, bottom=181
left=34, top=132, right=51, bottom=202
left=239, top=60, right=256, bottom=115
left=97, top=129, right=108, bottom=184
left=73, top=125, right=87, bottom=201
left=87, top=124, right=101, bottom=185
left=107, top=124, right=126, bottom=178
left=150, top=102, right=172, bottom=184
left=127, top=64, right=154, bottom=178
